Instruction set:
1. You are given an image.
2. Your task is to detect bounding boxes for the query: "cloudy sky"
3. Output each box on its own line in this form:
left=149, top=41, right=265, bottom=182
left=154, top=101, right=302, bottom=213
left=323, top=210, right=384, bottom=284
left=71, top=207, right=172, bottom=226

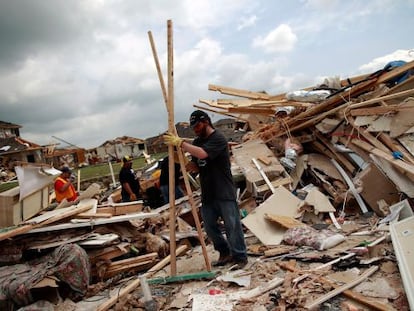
left=0, top=0, right=413, bottom=149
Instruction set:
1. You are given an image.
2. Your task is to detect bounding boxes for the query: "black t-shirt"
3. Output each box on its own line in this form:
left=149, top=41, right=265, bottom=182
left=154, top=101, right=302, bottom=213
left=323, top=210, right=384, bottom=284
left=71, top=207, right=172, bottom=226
left=159, top=156, right=181, bottom=186
left=192, top=130, right=236, bottom=203
left=119, top=166, right=140, bottom=197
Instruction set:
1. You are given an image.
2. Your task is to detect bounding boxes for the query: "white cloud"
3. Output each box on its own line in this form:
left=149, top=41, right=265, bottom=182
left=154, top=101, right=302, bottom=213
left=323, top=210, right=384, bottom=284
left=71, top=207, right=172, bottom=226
left=237, top=15, right=257, bottom=31
left=358, top=49, right=414, bottom=73
left=252, top=24, right=297, bottom=53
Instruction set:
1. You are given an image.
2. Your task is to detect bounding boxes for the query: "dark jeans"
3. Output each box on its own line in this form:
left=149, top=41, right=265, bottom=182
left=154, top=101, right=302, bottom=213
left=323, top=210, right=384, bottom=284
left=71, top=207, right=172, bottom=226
left=160, top=184, right=184, bottom=204
left=200, top=199, right=247, bottom=260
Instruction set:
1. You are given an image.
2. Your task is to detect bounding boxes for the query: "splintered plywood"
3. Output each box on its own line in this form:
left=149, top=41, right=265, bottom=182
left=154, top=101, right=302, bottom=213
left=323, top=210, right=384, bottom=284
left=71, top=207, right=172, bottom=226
left=264, top=213, right=306, bottom=229
left=304, top=188, right=336, bottom=213
left=232, top=139, right=285, bottom=194
left=242, top=186, right=302, bottom=245
left=390, top=99, right=414, bottom=138
left=390, top=216, right=414, bottom=310
left=354, top=163, right=400, bottom=216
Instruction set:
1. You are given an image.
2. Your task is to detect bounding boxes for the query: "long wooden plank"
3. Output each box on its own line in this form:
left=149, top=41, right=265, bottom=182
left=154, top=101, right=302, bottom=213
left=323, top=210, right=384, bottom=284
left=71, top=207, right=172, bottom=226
left=377, top=60, right=414, bottom=84
left=280, top=262, right=395, bottom=311
left=350, top=104, right=414, bottom=116
left=148, top=29, right=211, bottom=273
left=348, top=88, right=414, bottom=110
left=305, top=266, right=379, bottom=310
left=96, top=244, right=188, bottom=311
left=0, top=200, right=96, bottom=241
left=167, top=19, right=177, bottom=276
left=351, top=139, right=414, bottom=181
left=208, top=84, right=270, bottom=100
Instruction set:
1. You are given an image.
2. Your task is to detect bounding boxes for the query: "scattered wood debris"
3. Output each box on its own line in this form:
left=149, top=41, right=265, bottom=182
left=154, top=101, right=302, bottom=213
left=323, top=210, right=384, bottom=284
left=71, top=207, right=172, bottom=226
left=0, top=60, right=413, bottom=310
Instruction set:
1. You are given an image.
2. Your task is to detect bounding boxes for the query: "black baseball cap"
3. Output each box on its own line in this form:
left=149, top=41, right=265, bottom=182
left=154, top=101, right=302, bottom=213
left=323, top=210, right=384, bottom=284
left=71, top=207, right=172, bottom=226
left=190, top=110, right=210, bottom=127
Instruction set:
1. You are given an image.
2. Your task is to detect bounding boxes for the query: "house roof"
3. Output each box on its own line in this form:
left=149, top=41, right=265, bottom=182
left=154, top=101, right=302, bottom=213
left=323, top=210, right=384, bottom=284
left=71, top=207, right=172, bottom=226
left=0, top=121, right=22, bottom=129
left=99, top=135, right=145, bottom=147
left=0, top=136, right=42, bottom=156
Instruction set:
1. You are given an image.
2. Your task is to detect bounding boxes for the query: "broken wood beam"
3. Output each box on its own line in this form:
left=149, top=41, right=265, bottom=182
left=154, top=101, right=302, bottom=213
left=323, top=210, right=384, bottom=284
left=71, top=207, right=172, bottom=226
left=304, top=266, right=379, bottom=310
left=351, top=138, right=414, bottom=181
left=96, top=244, right=188, bottom=311
left=208, top=84, right=270, bottom=100
left=347, top=88, right=414, bottom=110
left=279, top=262, right=394, bottom=311
left=377, top=60, right=414, bottom=84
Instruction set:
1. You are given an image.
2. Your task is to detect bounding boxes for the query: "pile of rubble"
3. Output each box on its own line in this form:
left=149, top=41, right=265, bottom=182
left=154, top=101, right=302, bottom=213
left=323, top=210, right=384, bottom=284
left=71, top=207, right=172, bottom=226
left=0, top=60, right=413, bottom=310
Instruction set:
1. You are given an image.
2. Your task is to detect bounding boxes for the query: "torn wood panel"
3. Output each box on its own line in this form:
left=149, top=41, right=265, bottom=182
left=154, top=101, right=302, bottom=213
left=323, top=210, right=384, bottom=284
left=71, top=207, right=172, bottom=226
left=315, top=117, right=341, bottom=134
left=398, top=133, right=414, bottom=158
left=378, top=133, right=414, bottom=165
left=241, top=186, right=302, bottom=245
left=88, top=242, right=131, bottom=264
left=314, top=132, right=356, bottom=173
left=370, top=154, right=414, bottom=198
left=354, top=163, right=401, bottom=216
left=26, top=211, right=159, bottom=234
left=305, top=154, right=345, bottom=182
left=352, top=139, right=414, bottom=181
left=232, top=139, right=285, bottom=195
left=390, top=98, right=414, bottom=138
left=97, top=202, right=143, bottom=215
left=264, top=213, right=306, bottom=229
left=304, top=188, right=336, bottom=213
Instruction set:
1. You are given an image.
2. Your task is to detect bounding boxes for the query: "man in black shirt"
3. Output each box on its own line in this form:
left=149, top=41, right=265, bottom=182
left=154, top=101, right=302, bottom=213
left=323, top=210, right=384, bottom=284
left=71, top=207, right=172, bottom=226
left=164, top=110, right=248, bottom=268
left=119, top=155, right=140, bottom=202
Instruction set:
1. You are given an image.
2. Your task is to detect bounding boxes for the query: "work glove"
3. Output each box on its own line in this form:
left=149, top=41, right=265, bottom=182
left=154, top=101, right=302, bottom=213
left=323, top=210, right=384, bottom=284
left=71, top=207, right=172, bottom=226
left=163, top=133, right=183, bottom=147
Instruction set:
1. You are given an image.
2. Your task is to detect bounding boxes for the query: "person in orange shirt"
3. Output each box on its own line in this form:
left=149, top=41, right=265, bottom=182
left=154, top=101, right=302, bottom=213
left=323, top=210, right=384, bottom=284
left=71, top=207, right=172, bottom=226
left=54, top=167, right=79, bottom=203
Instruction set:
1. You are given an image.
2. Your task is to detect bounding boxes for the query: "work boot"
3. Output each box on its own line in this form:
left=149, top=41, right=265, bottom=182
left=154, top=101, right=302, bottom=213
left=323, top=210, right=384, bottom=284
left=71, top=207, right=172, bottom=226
left=232, top=257, right=248, bottom=269
left=212, top=253, right=232, bottom=267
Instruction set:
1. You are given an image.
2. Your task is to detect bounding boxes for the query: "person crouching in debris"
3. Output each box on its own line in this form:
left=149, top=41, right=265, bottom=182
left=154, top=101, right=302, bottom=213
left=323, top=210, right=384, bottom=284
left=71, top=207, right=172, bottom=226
left=54, top=166, right=79, bottom=203
left=119, top=155, right=141, bottom=202
left=163, top=110, right=248, bottom=268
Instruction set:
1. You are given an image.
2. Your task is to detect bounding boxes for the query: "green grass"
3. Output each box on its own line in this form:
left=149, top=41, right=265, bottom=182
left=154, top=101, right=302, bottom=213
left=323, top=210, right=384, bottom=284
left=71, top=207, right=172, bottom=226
left=75, top=153, right=166, bottom=181
left=0, top=153, right=167, bottom=193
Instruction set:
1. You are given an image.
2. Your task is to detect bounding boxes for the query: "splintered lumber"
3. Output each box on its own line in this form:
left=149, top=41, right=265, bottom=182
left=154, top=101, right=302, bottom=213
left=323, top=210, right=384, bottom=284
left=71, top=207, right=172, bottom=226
left=96, top=244, right=188, bottom=311
left=304, top=266, right=379, bottom=310
left=350, top=104, right=414, bottom=116
left=278, top=79, right=378, bottom=136
left=264, top=213, right=306, bottom=229
left=97, top=202, right=143, bottom=215
left=88, top=242, right=131, bottom=264
left=0, top=199, right=96, bottom=241
left=104, top=252, right=158, bottom=278
left=280, top=262, right=394, bottom=311
left=347, top=88, right=414, bottom=110
left=377, top=60, right=414, bottom=84
left=351, top=138, right=414, bottom=181
left=76, top=212, right=112, bottom=218
left=208, top=84, right=270, bottom=100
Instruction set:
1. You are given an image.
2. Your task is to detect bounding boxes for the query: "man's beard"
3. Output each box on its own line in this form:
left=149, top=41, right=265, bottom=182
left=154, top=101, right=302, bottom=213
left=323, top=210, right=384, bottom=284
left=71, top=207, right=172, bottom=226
left=199, top=126, right=208, bottom=138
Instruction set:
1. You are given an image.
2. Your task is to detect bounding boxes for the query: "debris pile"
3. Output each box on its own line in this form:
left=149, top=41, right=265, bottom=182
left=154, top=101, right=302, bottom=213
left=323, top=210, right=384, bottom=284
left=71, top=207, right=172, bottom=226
left=0, top=60, right=413, bottom=310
